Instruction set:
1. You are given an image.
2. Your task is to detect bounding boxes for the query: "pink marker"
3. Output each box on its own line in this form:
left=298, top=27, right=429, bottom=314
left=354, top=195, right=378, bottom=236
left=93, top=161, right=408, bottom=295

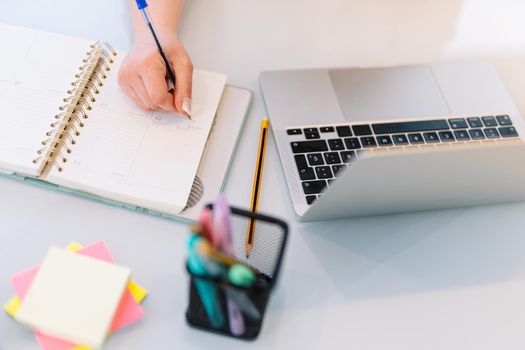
left=198, top=207, right=215, bottom=244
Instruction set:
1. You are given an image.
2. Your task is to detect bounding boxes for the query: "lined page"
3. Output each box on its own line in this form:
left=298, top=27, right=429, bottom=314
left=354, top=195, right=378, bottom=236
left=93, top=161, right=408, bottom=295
left=0, top=23, right=91, bottom=176
left=48, top=50, right=226, bottom=214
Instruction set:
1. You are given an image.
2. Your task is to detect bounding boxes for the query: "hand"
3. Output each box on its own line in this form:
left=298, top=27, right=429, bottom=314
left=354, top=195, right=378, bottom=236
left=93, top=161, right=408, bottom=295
left=118, top=28, right=193, bottom=116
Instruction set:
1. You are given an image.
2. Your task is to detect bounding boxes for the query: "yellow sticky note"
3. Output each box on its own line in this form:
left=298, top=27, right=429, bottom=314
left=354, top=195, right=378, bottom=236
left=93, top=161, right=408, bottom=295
left=15, top=248, right=131, bottom=349
left=4, top=241, right=148, bottom=350
left=128, top=280, right=148, bottom=304
left=66, top=242, right=84, bottom=253
left=4, top=296, right=22, bottom=317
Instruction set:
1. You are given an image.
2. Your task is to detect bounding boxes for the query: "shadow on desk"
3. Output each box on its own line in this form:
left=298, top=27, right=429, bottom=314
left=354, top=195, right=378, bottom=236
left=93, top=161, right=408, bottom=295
left=296, top=201, right=525, bottom=302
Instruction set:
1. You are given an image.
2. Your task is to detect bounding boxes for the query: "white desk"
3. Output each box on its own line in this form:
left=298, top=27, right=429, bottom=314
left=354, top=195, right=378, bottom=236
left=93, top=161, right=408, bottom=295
left=2, top=1, right=525, bottom=349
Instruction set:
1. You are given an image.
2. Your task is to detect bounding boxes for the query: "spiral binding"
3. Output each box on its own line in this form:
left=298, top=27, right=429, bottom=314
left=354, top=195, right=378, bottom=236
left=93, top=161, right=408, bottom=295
left=34, top=41, right=117, bottom=176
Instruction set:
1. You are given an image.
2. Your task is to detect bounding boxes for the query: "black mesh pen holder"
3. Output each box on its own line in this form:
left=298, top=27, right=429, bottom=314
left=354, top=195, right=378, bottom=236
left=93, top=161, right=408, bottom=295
left=185, top=204, right=289, bottom=340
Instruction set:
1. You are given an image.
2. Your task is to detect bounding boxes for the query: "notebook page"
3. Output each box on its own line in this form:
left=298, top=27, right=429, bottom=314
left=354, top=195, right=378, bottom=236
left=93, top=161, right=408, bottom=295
left=0, top=23, right=91, bottom=176
left=47, top=51, right=226, bottom=214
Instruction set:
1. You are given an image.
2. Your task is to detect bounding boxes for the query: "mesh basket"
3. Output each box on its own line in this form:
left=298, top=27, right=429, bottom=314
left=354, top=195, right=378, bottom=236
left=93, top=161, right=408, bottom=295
left=185, top=205, right=289, bottom=340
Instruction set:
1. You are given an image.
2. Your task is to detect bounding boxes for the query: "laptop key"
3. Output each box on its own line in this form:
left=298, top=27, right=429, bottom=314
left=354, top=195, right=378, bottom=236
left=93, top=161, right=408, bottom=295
left=423, top=132, right=440, bottom=143
left=393, top=134, right=409, bottom=145
left=454, top=130, right=470, bottom=141
left=315, top=166, right=333, bottom=179
left=332, top=164, right=346, bottom=177
left=336, top=126, right=352, bottom=137
left=302, top=180, right=327, bottom=195
left=320, top=126, right=335, bottom=133
left=377, top=135, right=393, bottom=147
left=344, top=137, right=361, bottom=150
left=499, top=126, right=519, bottom=138
left=291, top=140, right=328, bottom=153
left=408, top=133, right=424, bottom=144
left=306, top=195, right=317, bottom=205
left=324, top=152, right=342, bottom=164
left=340, top=151, right=356, bottom=163
left=352, top=124, right=373, bottom=136
left=328, top=139, right=345, bottom=151
left=482, top=116, right=497, bottom=127
left=449, top=118, right=468, bottom=129
left=372, top=119, right=449, bottom=134
left=305, top=131, right=321, bottom=139
left=287, top=128, right=302, bottom=135
left=497, top=115, right=513, bottom=126
left=438, top=131, right=455, bottom=142
left=467, top=117, right=483, bottom=128
left=484, top=128, right=500, bottom=139
left=469, top=129, right=485, bottom=140
left=294, top=155, right=316, bottom=180
left=361, top=136, right=377, bottom=147
left=307, top=153, right=324, bottom=166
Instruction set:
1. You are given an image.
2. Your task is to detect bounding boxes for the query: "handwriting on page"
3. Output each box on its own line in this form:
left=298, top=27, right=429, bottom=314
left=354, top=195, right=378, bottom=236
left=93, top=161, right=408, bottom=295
left=45, top=55, right=227, bottom=213
left=0, top=83, right=62, bottom=164
left=67, top=108, right=147, bottom=177
left=0, top=24, right=94, bottom=173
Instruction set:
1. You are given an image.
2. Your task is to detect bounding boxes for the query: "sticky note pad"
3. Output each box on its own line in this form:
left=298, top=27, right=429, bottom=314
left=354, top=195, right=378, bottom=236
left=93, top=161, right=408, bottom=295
left=15, top=247, right=131, bottom=349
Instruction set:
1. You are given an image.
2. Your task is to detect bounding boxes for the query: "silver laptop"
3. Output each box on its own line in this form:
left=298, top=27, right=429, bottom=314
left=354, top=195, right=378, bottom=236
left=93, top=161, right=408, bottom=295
left=259, top=61, right=525, bottom=221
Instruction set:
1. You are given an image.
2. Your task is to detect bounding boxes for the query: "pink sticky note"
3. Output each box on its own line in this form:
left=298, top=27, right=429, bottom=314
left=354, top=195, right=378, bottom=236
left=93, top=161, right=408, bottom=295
left=11, top=266, right=39, bottom=300
left=11, top=241, right=145, bottom=350
left=35, top=331, right=75, bottom=350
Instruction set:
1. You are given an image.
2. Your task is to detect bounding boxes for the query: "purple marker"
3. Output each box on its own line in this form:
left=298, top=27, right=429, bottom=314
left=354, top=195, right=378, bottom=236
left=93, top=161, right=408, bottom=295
left=213, top=194, right=245, bottom=336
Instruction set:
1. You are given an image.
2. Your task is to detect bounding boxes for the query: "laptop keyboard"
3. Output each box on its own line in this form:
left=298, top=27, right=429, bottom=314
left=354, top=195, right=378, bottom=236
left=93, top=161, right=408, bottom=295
left=288, top=115, right=520, bottom=205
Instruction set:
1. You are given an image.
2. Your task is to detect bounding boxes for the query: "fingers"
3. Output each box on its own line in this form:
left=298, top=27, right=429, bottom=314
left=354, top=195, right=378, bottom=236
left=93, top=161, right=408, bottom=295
left=119, top=80, right=151, bottom=111
left=117, top=37, right=193, bottom=115
left=120, top=70, right=174, bottom=112
left=133, top=76, right=160, bottom=110
left=118, top=66, right=155, bottom=111
left=171, top=54, right=193, bottom=116
left=142, top=65, right=177, bottom=112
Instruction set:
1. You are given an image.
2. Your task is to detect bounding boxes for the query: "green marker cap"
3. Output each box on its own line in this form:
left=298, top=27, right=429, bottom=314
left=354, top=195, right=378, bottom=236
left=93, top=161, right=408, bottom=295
left=228, top=264, right=256, bottom=287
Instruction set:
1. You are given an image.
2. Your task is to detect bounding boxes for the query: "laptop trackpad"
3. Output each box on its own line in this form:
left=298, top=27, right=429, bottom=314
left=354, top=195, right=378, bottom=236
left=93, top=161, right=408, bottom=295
left=329, top=66, right=451, bottom=122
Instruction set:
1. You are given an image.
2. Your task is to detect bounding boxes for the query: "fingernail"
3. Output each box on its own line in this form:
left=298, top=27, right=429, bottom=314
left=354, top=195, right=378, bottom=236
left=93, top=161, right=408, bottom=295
left=182, top=97, right=192, bottom=118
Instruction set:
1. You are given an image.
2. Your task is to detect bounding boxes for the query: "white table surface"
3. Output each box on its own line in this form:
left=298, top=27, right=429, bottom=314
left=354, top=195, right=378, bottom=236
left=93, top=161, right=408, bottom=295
left=2, top=1, right=525, bottom=349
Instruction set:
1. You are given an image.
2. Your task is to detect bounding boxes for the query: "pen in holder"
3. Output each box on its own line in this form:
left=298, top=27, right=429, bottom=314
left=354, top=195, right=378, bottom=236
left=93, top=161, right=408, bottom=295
left=185, top=204, right=289, bottom=340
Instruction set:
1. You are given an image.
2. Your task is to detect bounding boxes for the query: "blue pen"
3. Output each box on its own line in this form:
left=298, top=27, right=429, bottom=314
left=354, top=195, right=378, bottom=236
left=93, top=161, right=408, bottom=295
left=134, top=0, right=177, bottom=92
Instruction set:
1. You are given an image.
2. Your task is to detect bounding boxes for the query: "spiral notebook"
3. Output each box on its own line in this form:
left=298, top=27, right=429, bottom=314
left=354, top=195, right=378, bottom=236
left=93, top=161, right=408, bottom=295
left=0, top=23, right=252, bottom=221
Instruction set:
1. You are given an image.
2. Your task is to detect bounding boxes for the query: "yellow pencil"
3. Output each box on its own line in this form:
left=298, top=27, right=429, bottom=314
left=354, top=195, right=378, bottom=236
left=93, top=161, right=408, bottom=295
left=245, top=118, right=269, bottom=258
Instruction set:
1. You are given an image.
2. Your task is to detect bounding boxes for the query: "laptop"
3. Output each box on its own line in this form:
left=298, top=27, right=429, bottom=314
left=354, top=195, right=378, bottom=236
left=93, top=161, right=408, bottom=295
left=259, top=61, right=525, bottom=221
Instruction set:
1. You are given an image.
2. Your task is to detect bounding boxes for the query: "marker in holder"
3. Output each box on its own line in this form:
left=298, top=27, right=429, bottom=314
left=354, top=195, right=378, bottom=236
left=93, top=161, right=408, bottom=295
left=185, top=204, right=289, bottom=340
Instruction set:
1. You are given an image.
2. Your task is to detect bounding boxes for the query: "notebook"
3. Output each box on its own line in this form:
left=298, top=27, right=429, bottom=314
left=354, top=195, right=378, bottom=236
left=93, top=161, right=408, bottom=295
left=0, top=23, right=252, bottom=221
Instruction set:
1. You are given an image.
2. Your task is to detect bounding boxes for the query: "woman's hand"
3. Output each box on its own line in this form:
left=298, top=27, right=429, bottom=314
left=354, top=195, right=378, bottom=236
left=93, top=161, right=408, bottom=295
left=118, top=29, right=193, bottom=116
